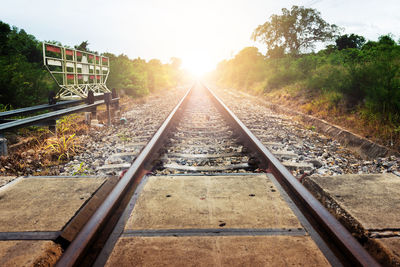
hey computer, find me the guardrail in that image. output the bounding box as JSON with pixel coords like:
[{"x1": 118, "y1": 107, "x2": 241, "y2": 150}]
[
  {"x1": 0, "y1": 94, "x2": 119, "y2": 156},
  {"x1": 0, "y1": 100, "x2": 84, "y2": 120}
]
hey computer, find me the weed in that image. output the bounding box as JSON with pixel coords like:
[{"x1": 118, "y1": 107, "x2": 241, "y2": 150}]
[
  {"x1": 117, "y1": 132, "x2": 132, "y2": 142},
  {"x1": 308, "y1": 125, "x2": 316, "y2": 131},
  {"x1": 0, "y1": 104, "x2": 12, "y2": 112},
  {"x1": 57, "y1": 114, "x2": 80, "y2": 134},
  {"x1": 73, "y1": 162, "x2": 88, "y2": 176},
  {"x1": 45, "y1": 133, "x2": 79, "y2": 161},
  {"x1": 43, "y1": 114, "x2": 86, "y2": 161}
]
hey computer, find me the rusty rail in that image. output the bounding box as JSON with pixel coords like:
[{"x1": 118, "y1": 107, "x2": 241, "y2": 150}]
[
  {"x1": 56, "y1": 83, "x2": 379, "y2": 266},
  {"x1": 205, "y1": 84, "x2": 379, "y2": 266},
  {"x1": 55, "y1": 86, "x2": 193, "y2": 267}
]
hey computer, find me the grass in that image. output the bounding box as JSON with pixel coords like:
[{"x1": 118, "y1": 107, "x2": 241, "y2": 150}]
[
  {"x1": 45, "y1": 133, "x2": 79, "y2": 161},
  {"x1": 250, "y1": 84, "x2": 400, "y2": 151}
]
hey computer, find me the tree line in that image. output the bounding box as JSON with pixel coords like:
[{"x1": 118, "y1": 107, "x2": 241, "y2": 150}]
[
  {"x1": 210, "y1": 6, "x2": 400, "y2": 144},
  {"x1": 0, "y1": 20, "x2": 186, "y2": 109}
]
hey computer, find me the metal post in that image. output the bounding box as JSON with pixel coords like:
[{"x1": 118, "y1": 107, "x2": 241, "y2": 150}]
[
  {"x1": 91, "y1": 107, "x2": 97, "y2": 121},
  {"x1": 104, "y1": 92, "x2": 112, "y2": 126},
  {"x1": 84, "y1": 112, "x2": 91, "y2": 126},
  {"x1": 48, "y1": 119, "x2": 57, "y2": 134},
  {"x1": 112, "y1": 88, "x2": 120, "y2": 120},
  {"x1": 0, "y1": 134, "x2": 7, "y2": 156}
]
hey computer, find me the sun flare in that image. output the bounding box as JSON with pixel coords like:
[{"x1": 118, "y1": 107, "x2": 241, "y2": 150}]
[{"x1": 181, "y1": 54, "x2": 215, "y2": 78}]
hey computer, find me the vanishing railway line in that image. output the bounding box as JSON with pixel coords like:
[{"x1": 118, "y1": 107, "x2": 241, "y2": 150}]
[
  {"x1": 153, "y1": 87, "x2": 255, "y2": 174},
  {"x1": 52, "y1": 83, "x2": 379, "y2": 266}
]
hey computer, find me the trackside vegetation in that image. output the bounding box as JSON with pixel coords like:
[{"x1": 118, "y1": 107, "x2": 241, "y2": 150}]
[
  {"x1": 210, "y1": 6, "x2": 400, "y2": 149},
  {"x1": 0, "y1": 20, "x2": 187, "y2": 109}
]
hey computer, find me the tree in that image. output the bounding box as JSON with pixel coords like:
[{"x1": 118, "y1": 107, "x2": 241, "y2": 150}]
[
  {"x1": 74, "y1": 41, "x2": 95, "y2": 53},
  {"x1": 0, "y1": 21, "x2": 11, "y2": 55},
  {"x1": 335, "y1": 34, "x2": 365, "y2": 50},
  {"x1": 0, "y1": 21, "x2": 56, "y2": 107},
  {"x1": 252, "y1": 6, "x2": 340, "y2": 55},
  {"x1": 170, "y1": 57, "x2": 181, "y2": 69}
]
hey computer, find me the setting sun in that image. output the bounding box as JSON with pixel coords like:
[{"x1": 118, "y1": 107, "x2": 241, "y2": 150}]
[{"x1": 181, "y1": 53, "x2": 215, "y2": 78}]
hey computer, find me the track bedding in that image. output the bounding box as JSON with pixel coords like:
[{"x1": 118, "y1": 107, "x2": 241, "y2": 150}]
[
  {"x1": 154, "y1": 87, "x2": 256, "y2": 174},
  {"x1": 56, "y1": 84, "x2": 378, "y2": 266}
]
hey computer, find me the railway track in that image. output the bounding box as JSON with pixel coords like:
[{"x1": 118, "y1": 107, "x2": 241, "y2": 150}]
[
  {"x1": 55, "y1": 83, "x2": 378, "y2": 266},
  {"x1": 153, "y1": 87, "x2": 255, "y2": 174}
]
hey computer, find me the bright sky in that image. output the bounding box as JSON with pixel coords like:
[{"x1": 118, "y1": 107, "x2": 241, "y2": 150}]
[{"x1": 1, "y1": 0, "x2": 399, "y2": 76}]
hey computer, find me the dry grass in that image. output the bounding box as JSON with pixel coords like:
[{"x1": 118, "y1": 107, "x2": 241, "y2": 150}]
[
  {"x1": 262, "y1": 86, "x2": 400, "y2": 151},
  {"x1": 0, "y1": 113, "x2": 88, "y2": 176}
]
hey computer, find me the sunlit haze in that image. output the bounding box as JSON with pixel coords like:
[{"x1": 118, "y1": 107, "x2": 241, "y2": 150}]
[
  {"x1": 181, "y1": 53, "x2": 214, "y2": 77},
  {"x1": 1, "y1": 0, "x2": 399, "y2": 75}
]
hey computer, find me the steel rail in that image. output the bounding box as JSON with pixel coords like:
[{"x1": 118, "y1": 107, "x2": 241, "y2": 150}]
[
  {"x1": 55, "y1": 86, "x2": 193, "y2": 267},
  {"x1": 204, "y1": 84, "x2": 379, "y2": 266},
  {"x1": 0, "y1": 98, "x2": 119, "y2": 133},
  {"x1": 56, "y1": 83, "x2": 378, "y2": 266},
  {"x1": 0, "y1": 100, "x2": 84, "y2": 119}
]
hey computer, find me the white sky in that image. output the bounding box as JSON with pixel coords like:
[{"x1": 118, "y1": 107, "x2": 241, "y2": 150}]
[{"x1": 1, "y1": 0, "x2": 399, "y2": 75}]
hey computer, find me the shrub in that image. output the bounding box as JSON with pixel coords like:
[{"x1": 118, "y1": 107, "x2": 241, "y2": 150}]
[{"x1": 45, "y1": 133, "x2": 79, "y2": 161}]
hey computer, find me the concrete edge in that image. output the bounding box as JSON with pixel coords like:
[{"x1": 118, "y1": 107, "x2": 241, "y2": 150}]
[{"x1": 302, "y1": 176, "x2": 400, "y2": 266}]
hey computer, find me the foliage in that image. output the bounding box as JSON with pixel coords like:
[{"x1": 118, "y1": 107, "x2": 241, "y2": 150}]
[
  {"x1": 44, "y1": 114, "x2": 83, "y2": 161},
  {"x1": 0, "y1": 21, "x2": 57, "y2": 108},
  {"x1": 45, "y1": 133, "x2": 78, "y2": 161},
  {"x1": 252, "y1": 5, "x2": 340, "y2": 55},
  {"x1": 214, "y1": 35, "x2": 400, "y2": 121},
  {"x1": 74, "y1": 41, "x2": 94, "y2": 53},
  {"x1": 213, "y1": 47, "x2": 266, "y2": 90},
  {"x1": 215, "y1": 5, "x2": 400, "y2": 131},
  {"x1": 56, "y1": 114, "x2": 81, "y2": 135},
  {"x1": 0, "y1": 104, "x2": 12, "y2": 112},
  {"x1": 335, "y1": 34, "x2": 366, "y2": 50},
  {"x1": 0, "y1": 20, "x2": 186, "y2": 108},
  {"x1": 104, "y1": 53, "x2": 185, "y2": 96},
  {"x1": 213, "y1": 27, "x2": 400, "y2": 147},
  {"x1": 72, "y1": 162, "x2": 88, "y2": 176}
]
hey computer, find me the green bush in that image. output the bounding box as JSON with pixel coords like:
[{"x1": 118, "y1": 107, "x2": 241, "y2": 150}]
[
  {"x1": 0, "y1": 21, "x2": 57, "y2": 108},
  {"x1": 212, "y1": 34, "x2": 400, "y2": 127}
]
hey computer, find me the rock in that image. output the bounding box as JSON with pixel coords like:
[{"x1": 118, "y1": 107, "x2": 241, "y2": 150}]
[
  {"x1": 383, "y1": 162, "x2": 394, "y2": 168},
  {"x1": 92, "y1": 159, "x2": 102, "y2": 167},
  {"x1": 309, "y1": 160, "x2": 323, "y2": 169}
]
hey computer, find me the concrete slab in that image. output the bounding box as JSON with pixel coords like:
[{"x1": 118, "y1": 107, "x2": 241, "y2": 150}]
[
  {"x1": 0, "y1": 176, "x2": 17, "y2": 188},
  {"x1": 105, "y1": 236, "x2": 330, "y2": 266},
  {"x1": 126, "y1": 175, "x2": 301, "y2": 230},
  {"x1": 0, "y1": 240, "x2": 61, "y2": 267},
  {"x1": 376, "y1": 237, "x2": 400, "y2": 265},
  {"x1": 304, "y1": 173, "x2": 400, "y2": 229},
  {"x1": 0, "y1": 177, "x2": 106, "y2": 232},
  {"x1": 304, "y1": 173, "x2": 400, "y2": 265}
]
